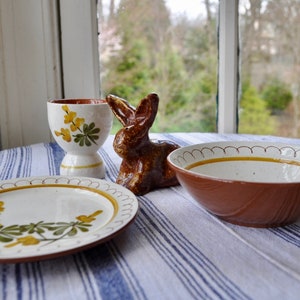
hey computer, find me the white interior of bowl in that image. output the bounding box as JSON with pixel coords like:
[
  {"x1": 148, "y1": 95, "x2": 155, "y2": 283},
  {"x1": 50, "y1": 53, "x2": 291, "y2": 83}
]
[{"x1": 169, "y1": 141, "x2": 300, "y2": 183}]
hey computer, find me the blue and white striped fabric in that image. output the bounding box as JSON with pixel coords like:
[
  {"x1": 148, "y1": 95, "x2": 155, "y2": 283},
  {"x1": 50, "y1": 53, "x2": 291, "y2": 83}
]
[{"x1": 1, "y1": 133, "x2": 300, "y2": 300}]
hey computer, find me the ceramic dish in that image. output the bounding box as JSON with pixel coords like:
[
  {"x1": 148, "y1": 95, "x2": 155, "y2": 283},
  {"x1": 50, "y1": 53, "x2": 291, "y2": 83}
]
[
  {"x1": 0, "y1": 176, "x2": 138, "y2": 263},
  {"x1": 168, "y1": 141, "x2": 300, "y2": 227}
]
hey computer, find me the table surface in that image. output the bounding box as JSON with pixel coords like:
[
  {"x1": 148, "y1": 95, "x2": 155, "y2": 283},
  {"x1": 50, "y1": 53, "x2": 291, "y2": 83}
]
[{"x1": 0, "y1": 132, "x2": 300, "y2": 300}]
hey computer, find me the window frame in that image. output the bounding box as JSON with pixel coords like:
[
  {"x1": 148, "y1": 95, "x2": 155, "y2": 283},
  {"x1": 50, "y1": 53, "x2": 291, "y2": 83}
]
[
  {"x1": 217, "y1": 0, "x2": 239, "y2": 133},
  {"x1": 0, "y1": 0, "x2": 100, "y2": 148},
  {"x1": 59, "y1": 0, "x2": 100, "y2": 98},
  {"x1": 0, "y1": 0, "x2": 239, "y2": 148}
]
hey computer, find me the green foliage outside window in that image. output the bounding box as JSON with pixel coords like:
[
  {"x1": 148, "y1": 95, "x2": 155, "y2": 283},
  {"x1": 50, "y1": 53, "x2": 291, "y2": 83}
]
[
  {"x1": 100, "y1": 0, "x2": 217, "y2": 133},
  {"x1": 239, "y1": 82, "x2": 277, "y2": 135},
  {"x1": 261, "y1": 78, "x2": 293, "y2": 114},
  {"x1": 99, "y1": 0, "x2": 297, "y2": 136}
]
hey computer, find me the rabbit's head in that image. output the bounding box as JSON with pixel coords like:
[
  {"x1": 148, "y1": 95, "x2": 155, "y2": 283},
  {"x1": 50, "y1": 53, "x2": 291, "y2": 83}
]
[{"x1": 106, "y1": 93, "x2": 159, "y2": 157}]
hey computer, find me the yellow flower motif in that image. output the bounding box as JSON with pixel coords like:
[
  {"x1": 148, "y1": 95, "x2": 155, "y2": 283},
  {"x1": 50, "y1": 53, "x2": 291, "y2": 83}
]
[
  {"x1": 5, "y1": 235, "x2": 40, "y2": 248},
  {"x1": 0, "y1": 201, "x2": 4, "y2": 212},
  {"x1": 62, "y1": 105, "x2": 70, "y2": 113},
  {"x1": 70, "y1": 117, "x2": 85, "y2": 132},
  {"x1": 61, "y1": 128, "x2": 71, "y2": 142},
  {"x1": 54, "y1": 128, "x2": 71, "y2": 142},
  {"x1": 54, "y1": 104, "x2": 99, "y2": 147},
  {"x1": 64, "y1": 111, "x2": 77, "y2": 124},
  {"x1": 54, "y1": 130, "x2": 62, "y2": 137},
  {"x1": 76, "y1": 210, "x2": 103, "y2": 223}
]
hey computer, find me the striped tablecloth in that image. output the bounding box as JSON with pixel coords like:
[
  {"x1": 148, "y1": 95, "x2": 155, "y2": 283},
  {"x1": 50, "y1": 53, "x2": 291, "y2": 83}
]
[{"x1": 0, "y1": 133, "x2": 300, "y2": 300}]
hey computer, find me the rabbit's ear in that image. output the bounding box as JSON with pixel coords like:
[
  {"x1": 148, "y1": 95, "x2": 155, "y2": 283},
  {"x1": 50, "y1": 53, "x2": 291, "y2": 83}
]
[
  {"x1": 106, "y1": 94, "x2": 136, "y2": 126},
  {"x1": 135, "y1": 93, "x2": 159, "y2": 128}
]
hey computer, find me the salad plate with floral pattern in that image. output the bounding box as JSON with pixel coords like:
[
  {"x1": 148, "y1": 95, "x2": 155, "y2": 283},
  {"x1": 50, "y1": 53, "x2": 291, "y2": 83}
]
[{"x1": 0, "y1": 176, "x2": 139, "y2": 263}]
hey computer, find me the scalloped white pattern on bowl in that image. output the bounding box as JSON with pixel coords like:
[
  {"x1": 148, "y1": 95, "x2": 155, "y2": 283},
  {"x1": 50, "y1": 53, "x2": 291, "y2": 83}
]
[{"x1": 172, "y1": 143, "x2": 300, "y2": 183}]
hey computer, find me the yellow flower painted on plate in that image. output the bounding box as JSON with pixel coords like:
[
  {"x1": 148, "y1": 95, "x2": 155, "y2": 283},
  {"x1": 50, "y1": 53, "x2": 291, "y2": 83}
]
[
  {"x1": 5, "y1": 235, "x2": 40, "y2": 248},
  {"x1": 0, "y1": 201, "x2": 4, "y2": 212},
  {"x1": 76, "y1": 210, "x2": 103, "y2": 223},
  {"x1": 70, "y1": 117, "x2": 85, "y2": 132}
]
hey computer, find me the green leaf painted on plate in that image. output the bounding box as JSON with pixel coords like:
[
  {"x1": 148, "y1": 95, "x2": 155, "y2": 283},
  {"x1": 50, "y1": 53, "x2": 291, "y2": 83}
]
[{"x1": 0, "y1": 207, "x2": 103, "y2": 248}]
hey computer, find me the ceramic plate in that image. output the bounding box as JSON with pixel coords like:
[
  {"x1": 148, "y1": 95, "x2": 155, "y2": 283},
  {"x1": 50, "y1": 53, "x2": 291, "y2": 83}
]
[{"x1": 0, "y1": 176, "x2": 139, "y2": 263}]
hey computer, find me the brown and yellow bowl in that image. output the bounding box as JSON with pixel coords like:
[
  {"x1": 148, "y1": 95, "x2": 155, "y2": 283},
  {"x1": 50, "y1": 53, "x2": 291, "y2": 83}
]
[{"x1": 167, "y1": 141, "x2": 300, "y2": 227}]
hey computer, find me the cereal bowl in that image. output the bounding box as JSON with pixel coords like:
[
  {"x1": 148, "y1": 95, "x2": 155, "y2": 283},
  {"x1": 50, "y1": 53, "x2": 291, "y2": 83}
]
[{"x1": 167, "y1": 141, "x2": 300, "y2": 227}]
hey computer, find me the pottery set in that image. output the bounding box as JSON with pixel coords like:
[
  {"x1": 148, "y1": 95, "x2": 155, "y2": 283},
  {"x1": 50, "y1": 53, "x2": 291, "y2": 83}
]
[
  {"x1": 48, "y1": 95, "x2": 300, "y2": 228},
  {"x1": 47, "y1": 94, "x2": 178, "y2": 193}
]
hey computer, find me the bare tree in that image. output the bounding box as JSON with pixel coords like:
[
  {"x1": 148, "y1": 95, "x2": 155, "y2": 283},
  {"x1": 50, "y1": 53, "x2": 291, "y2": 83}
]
[
  {"x1": 262, "y1": 0, "x2": 300, "y2": 136},
  {"x1": 240, "y1": 0, "x2": 265, "y2": 82}
]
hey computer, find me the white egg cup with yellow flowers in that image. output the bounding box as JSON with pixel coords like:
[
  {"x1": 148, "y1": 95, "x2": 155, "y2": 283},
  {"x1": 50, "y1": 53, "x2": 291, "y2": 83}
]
[{"x1": 47, "y1": 99, "x2": 113, "y2": 178}]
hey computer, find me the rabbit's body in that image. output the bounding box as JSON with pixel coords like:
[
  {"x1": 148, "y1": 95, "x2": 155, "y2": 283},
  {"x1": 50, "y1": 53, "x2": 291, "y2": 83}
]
[
  {"x1": 107, "y1": 93, "x2": 180, "y2": 195},
  {"x1": 116, "y1": 138, "x2": 179, "y2": 195}
]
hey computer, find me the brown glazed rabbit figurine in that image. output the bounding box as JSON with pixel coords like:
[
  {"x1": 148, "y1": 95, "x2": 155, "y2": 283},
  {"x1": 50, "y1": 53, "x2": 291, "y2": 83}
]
[{"x1": 106, "y1": 93, "x2": 180, "y2": 195}]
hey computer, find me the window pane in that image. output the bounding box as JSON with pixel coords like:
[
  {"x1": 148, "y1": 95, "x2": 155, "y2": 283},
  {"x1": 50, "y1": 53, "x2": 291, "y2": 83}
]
[
  {"x1": 239, "y1": 0, "x2": 299, "y2": 137},
  {"x1": 98, "y1": 0, "x2": 218, "y2": 133}
]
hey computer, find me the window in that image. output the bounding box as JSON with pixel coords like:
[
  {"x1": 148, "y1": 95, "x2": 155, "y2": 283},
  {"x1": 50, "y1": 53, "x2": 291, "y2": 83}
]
[
  {"x1": 239, "y1": 0, "x2": 300, "y2": 137},
  {"x1": 98, "y1": 0, "x2": 300, "y2": 137},
  {"x1": 0, "y1": 0, "x2": 100, "y2": 148},
  {"x1": 98, "y1": 0, "x2": 221, "y2": 133},
  {"x1": 1, "y1": 0, "x2": 297, "y2": 148}
]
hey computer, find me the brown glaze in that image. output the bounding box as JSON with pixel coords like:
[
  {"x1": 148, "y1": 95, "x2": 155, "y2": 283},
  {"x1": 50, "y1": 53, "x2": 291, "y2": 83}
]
[
  {"x1": 168, "y1": 158, "x2": 300, "y2": 228},
  {"x1": 106, "y1": 93, "x2": 180, "y2": 195},
  {"x1": 49, "y1": 99, "x2": 106, "y2": 104}
]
